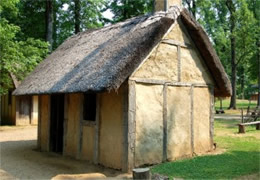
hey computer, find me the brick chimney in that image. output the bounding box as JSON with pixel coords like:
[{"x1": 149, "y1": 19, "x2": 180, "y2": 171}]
[{"x1": 154, "y1": 0, "x2": 182, "y2": 11}]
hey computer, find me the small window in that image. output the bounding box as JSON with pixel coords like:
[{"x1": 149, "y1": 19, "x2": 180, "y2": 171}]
[{"x1": 83, "y1": 93, "x2": 96, "y2": 121}]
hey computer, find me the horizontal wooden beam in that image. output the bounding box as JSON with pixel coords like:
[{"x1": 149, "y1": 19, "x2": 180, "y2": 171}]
[
  {"x1": 129, "y1": 78, "x2": 212, "y2": 88},
  {"x1": 161, "y1": 39, "x2": 192, "y2": 48}
]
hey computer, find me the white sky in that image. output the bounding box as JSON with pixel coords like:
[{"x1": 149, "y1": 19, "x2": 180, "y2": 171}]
[{"x1": 62, "y1": 3, "x2": 114, "y2": 20}]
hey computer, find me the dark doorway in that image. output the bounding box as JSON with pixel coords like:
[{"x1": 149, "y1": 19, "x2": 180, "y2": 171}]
[{"x1": 50, "y1": 94, "x2": 64, "y2": 153}]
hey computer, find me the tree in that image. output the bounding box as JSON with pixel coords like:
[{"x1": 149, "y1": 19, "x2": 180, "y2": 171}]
[
  {"x1": 183, "y1": 0, "x2": 196, "y2": 18},
  {"x1": 183, "y1": 0, "x2": 257, "y2": 108},
  {"x1": 74, "y1": 0, "x2": 80, "y2": 34},
  {"x1": 108, "y1": 0, "x2": 153, "y2": 22},
  {"x1": 0, "y1": 0, "x2": 48, "y2": 95},
  {"x1": 46, "y1": 0, "x2": 53, "y2": 51}
]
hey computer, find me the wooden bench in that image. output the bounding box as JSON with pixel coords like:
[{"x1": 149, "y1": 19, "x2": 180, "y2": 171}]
[
  {"x1": 238, "y1": 121, "x2": 260, "y2": 133},
  {"x1": 241, "y1": 108, "x2": 260, "y2": 123}
]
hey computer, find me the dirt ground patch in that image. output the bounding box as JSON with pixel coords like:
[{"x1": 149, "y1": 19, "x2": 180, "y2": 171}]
[{"x1": 0, "y1": 126, "x2": 131, "y2": 179}]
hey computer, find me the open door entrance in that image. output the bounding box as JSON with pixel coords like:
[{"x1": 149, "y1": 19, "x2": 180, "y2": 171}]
[{"x1": 50, "y1": 94, "x2": 64, "y2": 153}]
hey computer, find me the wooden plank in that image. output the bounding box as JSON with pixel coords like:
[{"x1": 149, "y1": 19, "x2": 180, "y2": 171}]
[
  {"x1": 190, "y1": 85, "x2": 194, "y2": 155},
  {"x1": 177, "y1": 45, "x2": 181, "y2": 82},
  {"x1": 161, "y1": 39, "x2": 192, "y2": 48},
  {"x1": 162, "y1": 84, "x2": 168, "y2": 162},
  {"x1": 77, "y1": 94, "x2": 84, "y2": 159},
  {"x1": 239, "y1": 121, "x2": 260, "y2": 126},
  {"x1": 94, "y1": 94, "x2": 100, "y2": 164},
  {"x1": 127, "y1": 80, "x2": 136, "y2": 172},
  {"x1": 209, "y1": 87, "x2": 214, "y2": 149},
  {"x1": 130, "y1": 78, "x2": 210, "y2": 88},
  {"x1": 15, "y1": 96, "x2": 19, "y2": 125},
  {"x1": 122, "y1": 83, "x2": 129, "y2": 172},
  {"x1": 47, "y1": 95, "x2": 51, "y2": 152},
  {"x1": 37, "y1": 95, "x2": 41, "y2": 149},
  {"x1": 63, "y1": 94, "x2": 68, "y2": 155}
]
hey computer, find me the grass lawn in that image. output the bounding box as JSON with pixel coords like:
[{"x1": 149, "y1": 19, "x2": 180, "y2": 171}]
[
  {"x1": 152, "y1": 119, "x2": 260, "y2": 179},
  {"x1": 215, "y1": 99, "x2": 258, "y2": 115}
]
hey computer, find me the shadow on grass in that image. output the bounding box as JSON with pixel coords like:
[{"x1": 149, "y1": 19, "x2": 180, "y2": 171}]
[{"x1": 152, "y1": 151, "x2": 260, "y2": 179}]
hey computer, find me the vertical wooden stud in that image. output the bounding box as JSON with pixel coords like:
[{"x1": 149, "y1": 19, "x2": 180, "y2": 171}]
[
  {"x1": 190, "y1": 85, "x2": 194, "y2": 155},
  {"x1": 128, "y1": 80, "x2": 136, "y2": 172},
  {"x1": 94, "y1": 94, "x2": 100, "y2": 164},
  {"x1": 163, "y1": 83, "x2": 168, "y2": 162},
  {"x1": 177, "y1": 45, "x2": 181, "y2": 82},
  {"x1": 122, "y1": 83, "x2": 129, "y2": 172}
]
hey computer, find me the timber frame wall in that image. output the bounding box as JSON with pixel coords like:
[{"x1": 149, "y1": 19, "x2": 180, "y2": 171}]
[
  {"x1": 125, "y1": 19, "x2": 215, "y2": 171},
  {"x1": 126, "y1": 79, "x2": 214, "y2": 171}
]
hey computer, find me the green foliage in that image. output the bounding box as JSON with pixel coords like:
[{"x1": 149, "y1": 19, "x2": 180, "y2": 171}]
[
  {"x1": 184, "y1": 0, "x2": 259, "y2": 100},
  {"x1": 54, "y1": 0, "x2": 106, "y2": 48},
  {"x1": 152, "y1": 119, "x2": 260, "y2": 179},
  {"x1": 0, "y1": 0, "x2": 48, "y2": 95},
  {"x1": 108, "y1": 0, "x2": 153, "y2": 22}
]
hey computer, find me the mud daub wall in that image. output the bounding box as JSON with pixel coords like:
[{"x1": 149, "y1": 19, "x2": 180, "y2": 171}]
[
  {"x1": 130, "y1": 19, "x2": 214, "y2": 167},
  {"x1": 38, "y1": 88, "x2": 124, "y2": 170}
]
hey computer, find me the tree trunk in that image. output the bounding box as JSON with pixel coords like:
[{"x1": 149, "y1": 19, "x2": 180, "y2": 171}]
[
  {"x1": 241, "y1": 67, "x2": 245, "y2": 99},
  {"x1": 74, "y1": 0, "x2": 80, "y2": 34},
  {"x1": 257, "y1": 39, "x2": 260, "y2": 108},
  {"x1": 227, "y1": 0, "x2": 237, "y2": 109},
  {"x1": 192, "y1": 0, "x2": 196, "y2": 19},
  {"x1": 53, "y1": 1, "x2": 58, "y2": 50},
  {"x1": 45, "y1": 0, "x2": 53, "y2": 52}
]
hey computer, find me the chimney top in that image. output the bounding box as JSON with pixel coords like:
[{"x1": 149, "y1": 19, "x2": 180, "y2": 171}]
[{"x1": 154, "y1": 0, "x2": 182, "y2": 12}]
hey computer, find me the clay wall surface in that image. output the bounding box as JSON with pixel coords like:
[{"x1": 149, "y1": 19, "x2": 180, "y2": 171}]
[
  {"x1": 99, "y1": 88, "x2": 124, "y2": 169},
  {"x1": 134, "y1": 84, "x2": 163, "y2": 166},
  {"x1": 167, "y1": 86, "x2": 192, "y2": 160}
]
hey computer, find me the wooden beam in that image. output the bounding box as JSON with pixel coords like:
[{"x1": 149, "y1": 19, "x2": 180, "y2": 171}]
[
  {"x1": 122, "y1": 83, "x2": 129, "y2": 172},
  {"x1": 129, "y1": 78, "x2": 210, "y2": 88},
  {"x1": 162, "y1": 84, "x2": 168, "y2": 162},
  {"x1": 127, "y1": 80, "x2": 136, "y2": 171},
  {"x1": 77, "y1": 94, "x2": 84, "y2": 159},
  {"x1": 177, "y1": 45, "x2": 181, "y2": 82},
  {"x1": 94, "y1": 94, "x2": 101, "y2": 164},
  {"x1": 37, "y1": 95, "x2": 41, "y2": 149},
  {"x1": 161, "y1": 39, "x2": 192, "y2": 48},
  {"x1": 209, "y1": 87, "x2": 214, "y2": 150},
  {"x1": 190, "y1": 85, "x2": 194, "y2": 155},
  {"x1": 15, "y1": 96, "x2": 19, "y2": 125},
  {"x1": 47, "y1": 95, "x2": 51, "y2": 152},
  {"x1": 63, "y1": 94, "x2": 69, "y2": 155}
]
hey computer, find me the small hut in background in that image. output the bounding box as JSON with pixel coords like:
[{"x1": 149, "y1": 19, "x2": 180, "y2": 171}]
[
  {"x1": 14, "y1": 0, "x2": 231, "y2": 172},
  {"x1": 0, "y1": 74, "x2": 38, "y2": 125}
]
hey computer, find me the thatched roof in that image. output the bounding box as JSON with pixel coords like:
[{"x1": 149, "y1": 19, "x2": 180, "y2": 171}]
[{"x1": 14, "y1": 7, "x2": 231, "y2": 97}]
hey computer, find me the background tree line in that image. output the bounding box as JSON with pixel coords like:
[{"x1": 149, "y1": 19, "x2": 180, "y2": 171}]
[{"x1": 0, "y1": 0, "x2": 259, "y2": 108}]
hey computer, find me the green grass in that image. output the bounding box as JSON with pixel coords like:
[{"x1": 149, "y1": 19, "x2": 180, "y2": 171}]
[
  {"x1": 215, "y1": 99, "x2": 257, "y2": 110},
  {"x1": 152, "y1": 119, "x2": 260, "y2": 179}
]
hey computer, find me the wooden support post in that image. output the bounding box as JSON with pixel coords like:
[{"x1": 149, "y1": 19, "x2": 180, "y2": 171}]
[
  {"x1": 238, "y1": 124, "x2": 245, "y2": 133},
  {"x1": 122, "y1": 83, "x2": 129, "y2": 172},
  {"x1": 241, "y1": 109, "x2": 244, "y2": 123},
  {"x1": 209, "y1": 87, "x2": 214, "y2": 149},
  {"x1": 133, "y1": 168, "x2": 151, "y2": 180},
  {"x1": 256, "y1": 124, "x2": 260, "y2": 130},
  {"x1": 37, "y1": 95, "x2": 41, "y2": 150},
  {"x1": 47, "y1": 95, "x2": 51, "y2": 152},
  {"x1": 63, "y1": 94, "x2": 68, "y2": 155},
  {"x1": 177, "y1": 45, "x2": 181, "y2": 82},
  {"x1": 190, "y1": 85, "x2": 194, "y2": 154},
  {"x1": 162, "y1": 84, "x2": 168, "y2": 162},
  {"x1": 94, "y1": 94, "x2": 100, "y2": 164},
  {"x1": 128, "y1": 80, "x2": 136, "y2": 172},
  {"x1": 77, "y1": 94, "x2": 84, "y2": 159}
]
